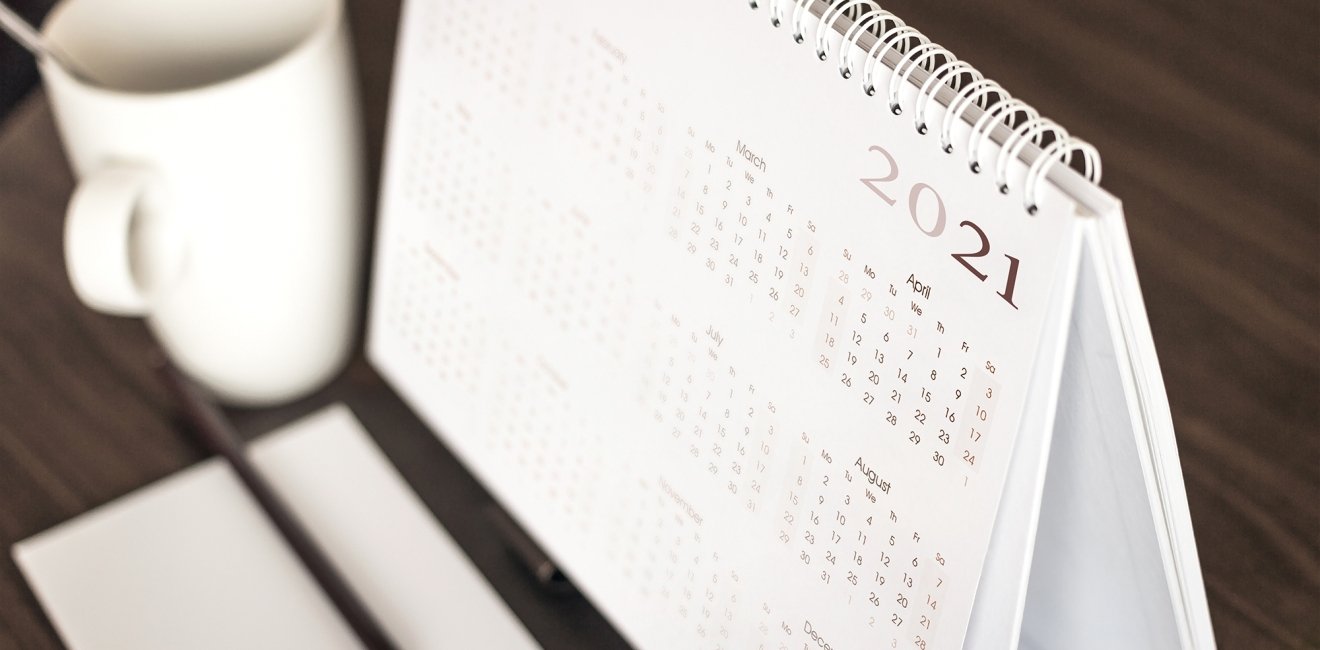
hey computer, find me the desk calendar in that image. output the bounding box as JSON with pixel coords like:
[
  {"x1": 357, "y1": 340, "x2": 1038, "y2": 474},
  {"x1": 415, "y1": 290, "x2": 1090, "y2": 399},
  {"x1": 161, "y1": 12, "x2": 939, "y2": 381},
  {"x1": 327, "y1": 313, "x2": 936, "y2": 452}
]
[{"x1": 367, "y1": 1, "x2": 1218, "y2": 648}]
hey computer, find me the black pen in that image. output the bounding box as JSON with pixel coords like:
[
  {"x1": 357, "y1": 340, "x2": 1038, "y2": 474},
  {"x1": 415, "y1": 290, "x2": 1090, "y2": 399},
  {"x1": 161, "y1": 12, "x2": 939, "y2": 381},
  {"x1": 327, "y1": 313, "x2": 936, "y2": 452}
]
[{"x1": 156, "y1": 358, "x2": 400, "y2": 650}]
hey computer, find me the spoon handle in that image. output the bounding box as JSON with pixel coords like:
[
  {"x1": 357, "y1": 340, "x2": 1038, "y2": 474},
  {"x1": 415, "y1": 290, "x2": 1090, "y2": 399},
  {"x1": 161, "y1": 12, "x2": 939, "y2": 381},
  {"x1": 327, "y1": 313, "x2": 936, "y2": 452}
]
[
  {"x1": 0, "y1": 2, "x2": 47, "y2": 60},
  {"x1": 0, "y1": 2, "x2": 98, "y2": 84}
]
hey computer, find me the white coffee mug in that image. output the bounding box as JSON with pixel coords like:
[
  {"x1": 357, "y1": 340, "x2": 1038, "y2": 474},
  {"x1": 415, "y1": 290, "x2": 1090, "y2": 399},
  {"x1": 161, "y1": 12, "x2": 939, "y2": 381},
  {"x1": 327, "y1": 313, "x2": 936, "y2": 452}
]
[{"x1": 41, "y1": 0, "x2": 364, "y2": 405}]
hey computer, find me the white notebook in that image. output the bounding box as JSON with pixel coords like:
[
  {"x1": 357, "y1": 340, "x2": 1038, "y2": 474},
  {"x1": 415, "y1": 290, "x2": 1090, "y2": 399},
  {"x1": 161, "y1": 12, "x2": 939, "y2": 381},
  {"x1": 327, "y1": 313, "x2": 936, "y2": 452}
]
[
  {"x1": 367, "y1": 1, "x2": 1216, "y2": 648},
  {"x1": 13, "y1": 404, "x2": 539, "y2": 650}
]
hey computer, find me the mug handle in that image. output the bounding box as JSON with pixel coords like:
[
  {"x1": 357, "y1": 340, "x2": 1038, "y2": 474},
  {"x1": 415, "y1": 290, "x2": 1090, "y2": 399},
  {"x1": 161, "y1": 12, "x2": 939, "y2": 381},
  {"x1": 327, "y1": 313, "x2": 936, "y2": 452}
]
[{"x1": 64, "y1": 166, "x2": 182, "y2": 316}]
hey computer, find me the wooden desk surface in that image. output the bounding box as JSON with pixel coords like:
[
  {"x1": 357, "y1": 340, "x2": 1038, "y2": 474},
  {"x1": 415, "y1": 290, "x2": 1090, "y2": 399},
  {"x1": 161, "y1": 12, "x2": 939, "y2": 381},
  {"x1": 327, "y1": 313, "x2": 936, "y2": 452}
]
[{"x1": 0, "y1": 1, "x2": 1315, "y2": 648}]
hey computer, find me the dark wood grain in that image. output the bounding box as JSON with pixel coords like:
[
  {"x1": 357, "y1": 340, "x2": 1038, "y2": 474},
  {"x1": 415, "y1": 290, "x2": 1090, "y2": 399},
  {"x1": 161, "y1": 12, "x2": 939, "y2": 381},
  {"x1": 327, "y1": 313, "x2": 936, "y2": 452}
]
[{"x1": 0, "y1": 1, "x2": 1316, "y2": 648}]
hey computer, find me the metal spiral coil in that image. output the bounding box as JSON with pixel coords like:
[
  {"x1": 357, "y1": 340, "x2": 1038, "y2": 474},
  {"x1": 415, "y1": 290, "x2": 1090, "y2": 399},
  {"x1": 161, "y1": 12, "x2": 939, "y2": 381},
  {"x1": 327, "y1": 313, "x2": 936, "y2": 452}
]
[{"x1": 752, "y1": 0, "x2": 1102, "y2": 214}]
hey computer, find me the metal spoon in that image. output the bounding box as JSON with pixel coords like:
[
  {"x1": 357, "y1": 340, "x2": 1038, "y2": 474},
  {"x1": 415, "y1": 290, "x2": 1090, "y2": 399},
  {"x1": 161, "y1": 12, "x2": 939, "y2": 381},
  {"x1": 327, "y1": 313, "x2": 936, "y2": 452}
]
[{"x1": 0, "y1": 2, "x2": 98, "y2": 84}]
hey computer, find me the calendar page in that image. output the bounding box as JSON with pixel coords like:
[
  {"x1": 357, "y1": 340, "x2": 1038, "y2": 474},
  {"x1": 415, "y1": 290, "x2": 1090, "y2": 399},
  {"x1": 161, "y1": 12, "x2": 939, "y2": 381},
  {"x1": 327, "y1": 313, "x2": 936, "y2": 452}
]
[{"x1": 369, "y1": 1, "x2": 1081, "y2": 648}]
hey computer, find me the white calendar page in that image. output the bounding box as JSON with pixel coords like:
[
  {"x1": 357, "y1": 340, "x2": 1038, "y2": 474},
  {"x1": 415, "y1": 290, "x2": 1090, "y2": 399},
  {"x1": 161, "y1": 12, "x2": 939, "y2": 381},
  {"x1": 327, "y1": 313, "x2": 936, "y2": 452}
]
[{"x1": 369, "y1": 1, "x2": 1083, "y2": 648}]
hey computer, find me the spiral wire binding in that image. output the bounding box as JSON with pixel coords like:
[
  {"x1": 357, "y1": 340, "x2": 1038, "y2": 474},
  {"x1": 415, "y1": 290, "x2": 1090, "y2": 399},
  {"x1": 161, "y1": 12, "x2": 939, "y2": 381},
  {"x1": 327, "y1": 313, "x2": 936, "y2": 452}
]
[
  {"x1": 791, "y1": 0, "x2": 814, "y2": 43},
  {"x1": 836, "y1": 8, "x2": 892, "y2": 79},
  {"x1": 751, "y1": 0, "x2": 1102, "y2": 213},
  {"x1": 970, "y1": 98, "x2": 1036, "y2": 175},
  {"x1": 862, "y1": 25, "x2": 924, "y2": 98},
  {"x1": 914, "y1": 60, "x2": 979, "y2": 135},
  {"x1": 815, "y1": 0, "x2": 878, "y2": 60},
  {"x1": 888, "y1": 42, "x2": 944, "y2": 114},
  {"x1": 941, "y1": 79, "x2": 1002, "y2": 153}
]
